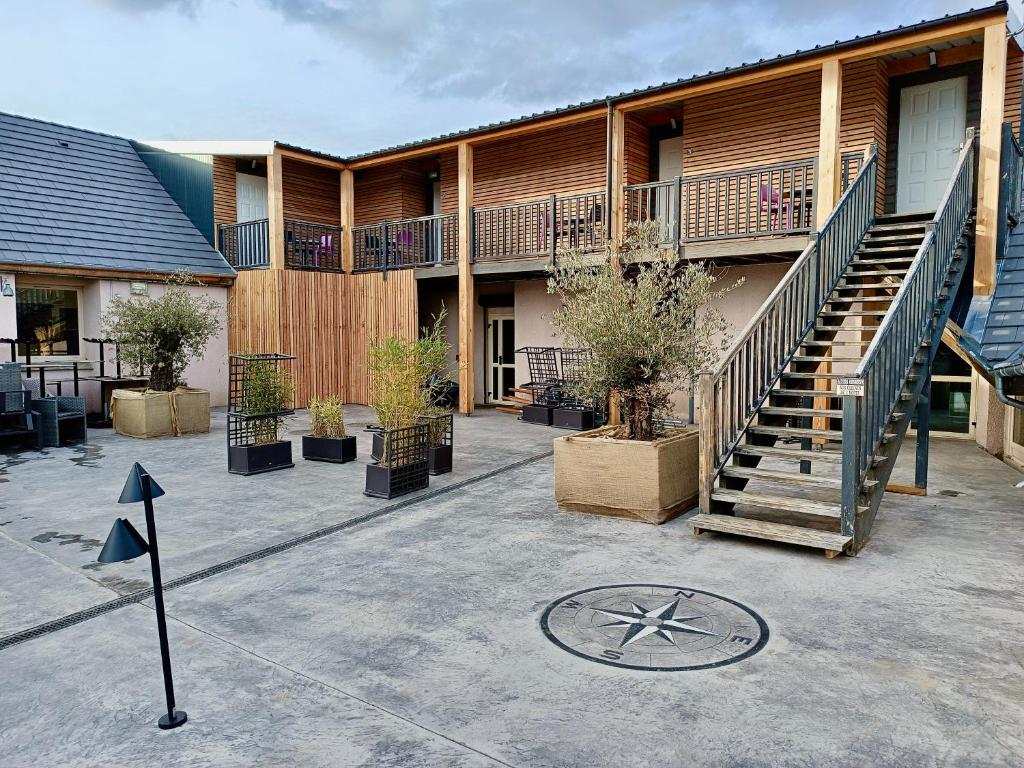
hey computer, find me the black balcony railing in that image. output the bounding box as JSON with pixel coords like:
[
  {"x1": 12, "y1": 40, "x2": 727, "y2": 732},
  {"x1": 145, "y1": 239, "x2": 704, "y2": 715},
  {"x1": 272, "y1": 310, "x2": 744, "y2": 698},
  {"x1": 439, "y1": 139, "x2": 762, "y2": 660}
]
[
  {"x1": 351, "y1": 213, "x2": 457, "y2": 273},
  {"x1": 218, "y1": 219, "x2": 269, "y2": 269},
  {"x1": 625, "y1": 158, "x2": 816, "y2": 247},
  {"x1": 284, "y1": 219, "x2": 342, "y2": 272},
  {"x1": 472, "y1": 190, "x2": 606, "y2": 262}
]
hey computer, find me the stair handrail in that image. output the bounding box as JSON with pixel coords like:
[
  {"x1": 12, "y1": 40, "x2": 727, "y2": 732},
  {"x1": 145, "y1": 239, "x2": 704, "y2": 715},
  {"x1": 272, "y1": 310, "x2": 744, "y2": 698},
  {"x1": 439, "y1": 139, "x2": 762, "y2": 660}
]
[
  {"x1": 698, "y1": 145, "x2": 879, "y2": 511},
  {"x1": 841, "y1": 128, "x2": 977, "y2": 536}
]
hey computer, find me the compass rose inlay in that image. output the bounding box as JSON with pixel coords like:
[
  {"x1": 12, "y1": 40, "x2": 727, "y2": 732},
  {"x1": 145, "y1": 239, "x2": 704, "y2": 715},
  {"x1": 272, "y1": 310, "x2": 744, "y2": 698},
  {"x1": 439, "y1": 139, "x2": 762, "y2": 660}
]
[{"x1": 541, "y1": 584, "x2": 768, "y2": 671}]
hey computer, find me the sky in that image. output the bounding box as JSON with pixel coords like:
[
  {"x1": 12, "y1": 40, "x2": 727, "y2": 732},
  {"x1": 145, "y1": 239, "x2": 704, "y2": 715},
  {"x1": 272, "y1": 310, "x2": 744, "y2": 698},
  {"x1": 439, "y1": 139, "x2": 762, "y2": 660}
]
[{"x1": 0, "y1": 0, "x2": 1018, "y2": 158}]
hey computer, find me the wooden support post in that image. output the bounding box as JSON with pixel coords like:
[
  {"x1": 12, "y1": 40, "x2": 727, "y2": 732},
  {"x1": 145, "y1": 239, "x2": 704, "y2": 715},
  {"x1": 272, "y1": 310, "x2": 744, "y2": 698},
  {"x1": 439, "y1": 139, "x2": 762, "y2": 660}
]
[
  {"x1": 457, "y1": 142, "x2": 475, "y2": 415},
  {"x1": 975, "y1": 23, "x2": 1008, "y2": 296},
  {"x1": 340, "y1": 169, "x2": 354, "y2": 273},
  {"x1": 813, "y1": 58, "x2": 842, "y2": 438},
  {"x1": 697, "y1": 373, "x2": 715, "y2": 514},
  {"x1": 267, "y1": 150, "x2": 285, "y2": 271},
  {"x1": 609, "y1": 107, "x2": 626, "y2": 269},
  {"x1": 914, "y1": 375, "x2": 931, "y2": 491},
  {"x1": 339, "y1": 168, "x2": 354, "y2": 402},
  {"x1": 815, "y1": 58, "x2": 843, "y2": 229}
]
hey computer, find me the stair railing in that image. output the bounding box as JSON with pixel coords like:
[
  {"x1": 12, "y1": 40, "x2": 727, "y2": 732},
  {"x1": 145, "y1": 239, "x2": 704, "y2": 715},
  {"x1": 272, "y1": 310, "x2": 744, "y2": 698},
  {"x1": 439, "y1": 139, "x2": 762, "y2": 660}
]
[
  {"x1": 698, "y1": 145, "x2": 879, "y2": 512},
  {"x1": 840, "y1": 128, "x2": 976, "y2": 537}
]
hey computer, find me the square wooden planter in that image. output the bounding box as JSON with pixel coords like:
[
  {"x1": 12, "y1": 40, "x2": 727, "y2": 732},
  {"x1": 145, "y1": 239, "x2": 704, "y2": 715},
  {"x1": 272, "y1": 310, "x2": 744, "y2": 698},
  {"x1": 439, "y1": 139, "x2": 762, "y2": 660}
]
[
  {"x1": 302, "y1": 435, "x2": 357, "y2": 463},
  {"x1": 554, "y1": 426, "x2": 699, "y2": 524},
  {"x1": 111, "y1": 387, "x2": 211, "y2": 438}
]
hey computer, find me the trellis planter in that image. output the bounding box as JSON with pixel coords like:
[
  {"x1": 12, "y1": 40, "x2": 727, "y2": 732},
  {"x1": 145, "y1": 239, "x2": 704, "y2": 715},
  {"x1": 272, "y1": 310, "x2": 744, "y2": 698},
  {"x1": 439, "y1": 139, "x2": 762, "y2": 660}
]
[
  {"x1": 229, "y1": 440, "x2": 294, "y2": 475},
  {"x1": 552, "y1": 407, "x2": 595, "y2": 431},
  {"x1": 226, "y1": 353, "x2": 295, "y2": 476},
  {"x1": 554, "y1": 426, "x2": 699, "y2": 524},
  {"x1": 521, "y1": 404, "x2": 553, "y2": 425},
  {"x1": 365, "y1": 423, "x2": 430, "y2": 499},
  {"x1": 416, "y1": 413, "x2": 453, "y2": 475},
  {"x1": 302, "y1": 435, "x2": 357, "y2": 464}
]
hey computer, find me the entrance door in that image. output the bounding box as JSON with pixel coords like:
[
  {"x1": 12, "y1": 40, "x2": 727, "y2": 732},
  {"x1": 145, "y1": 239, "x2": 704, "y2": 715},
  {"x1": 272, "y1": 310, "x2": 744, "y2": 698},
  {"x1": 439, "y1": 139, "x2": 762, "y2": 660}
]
[
  {"x1": 896, "y1": 77, "x2": 967, "y2": 212},
  {"x1": 236, "y1": 172, "x2": 268, "y2": 222},
  {"x1": 486, "y1": 310, "x2": 515, "y2": 404},
  {"x1": 1005, "y1": 407, "x2": 1024, "y2": 468}
]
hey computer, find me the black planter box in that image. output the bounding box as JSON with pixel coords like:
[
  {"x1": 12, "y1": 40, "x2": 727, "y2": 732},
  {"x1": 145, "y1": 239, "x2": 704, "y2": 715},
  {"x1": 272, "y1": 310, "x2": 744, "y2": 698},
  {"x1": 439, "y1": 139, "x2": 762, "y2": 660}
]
[
  {"x1": 364, "y1": 460, "x2": 429, "y2": 499},
  {"x1": 302, "y1": 434, "x2": 356, "y2": 464},
  {"x1": 552, "y1": 407, "x2": 595, "y2": 431},
  {"x1": 427, "y1": 444, "x2": 453, "y2": 475},
  {"x1": 370, "y1": 431, "x2": 384, "y2": 463},
  {"x1": 521, "y1": 405, "x2": 553, "y2": 425},
  {"x1": 228, "y1": 441, "x2": 294, "y2": 475}
]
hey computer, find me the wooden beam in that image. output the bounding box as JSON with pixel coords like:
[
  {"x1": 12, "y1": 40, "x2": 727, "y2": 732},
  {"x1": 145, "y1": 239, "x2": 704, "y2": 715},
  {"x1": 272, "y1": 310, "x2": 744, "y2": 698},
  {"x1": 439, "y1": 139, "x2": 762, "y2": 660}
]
[
  {"x1": 975, "y1": 23, "x2": 1008, "y2": 297},
  {"x1": 347, "y1": 107, "x2": 607, "y2": 169},
  {"x1": 609, "y1": 107, "x2": 626, "y2": 268},
  {"x1": 0, "y1": 263, "x2": 234, "y2": 286},
  {"x1": 816, "y1": 58, "x2": 843, "y2": 229},
  {"x1": 339, "y1": 168, "x2": 354, "y2": 403},
  {"x1": 457, "y1": 141, "x2": 475, "y2": 415},
  {"x1": 340, "y1": 169, "x2": 354, "y2": 273},
  {"x1": 276, "y1": 146, "x2": 346, "y2": 170},
  {"x1": 267, "y1": 150, "x2": 285, "y2": 271},
  {"x1": 886, "y1": 42, "x2": 984, "y2": 77}
]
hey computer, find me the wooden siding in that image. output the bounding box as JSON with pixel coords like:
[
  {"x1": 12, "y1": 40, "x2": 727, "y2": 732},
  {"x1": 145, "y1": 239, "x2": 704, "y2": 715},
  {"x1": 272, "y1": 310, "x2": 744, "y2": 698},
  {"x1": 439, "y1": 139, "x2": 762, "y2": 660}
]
[
  {"x1": 281, "y1": 157, "x2": 340, "y2": 225},
  {"x1": 439, "y1": 149, "x2": 459, "y2": 214},
  {"x1": 228, "y1": 269, "x2": 346, "y2": 408},
  {"x1": 345, "y1": 269, "x2": 418, "y2": 405},
  {"x1": 840, "y1": 58, "x2": 889, "y2": 212},
  {"x1": 681, "y1": 70, "x2": 823, "y2": 177},
  {"x1": 213, "y1": 156, "x2": 237, "y2": 238},
  {"x1": 472, "y1": 117, "x2": 607, "y2": 206},
  {"x1": 353, "y1": 164, "x2": 432, "y2": 225},
  {"x1": 623, "y1": 115, "x2": 649, "y2": 186},
  {"x1": 1005, "y1": 43, "x2": 1023, "y2": 134}
]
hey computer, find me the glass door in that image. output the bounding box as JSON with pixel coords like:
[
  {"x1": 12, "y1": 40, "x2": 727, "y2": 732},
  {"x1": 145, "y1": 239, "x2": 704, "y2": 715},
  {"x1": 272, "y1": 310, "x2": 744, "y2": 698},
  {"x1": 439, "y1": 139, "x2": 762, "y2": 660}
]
[
  {"x1": 486, "y1": 311, "x2": 515, "y2": 404},
  {"x1": 910, "y1": 339, "x2": 975, "y2": 438}
]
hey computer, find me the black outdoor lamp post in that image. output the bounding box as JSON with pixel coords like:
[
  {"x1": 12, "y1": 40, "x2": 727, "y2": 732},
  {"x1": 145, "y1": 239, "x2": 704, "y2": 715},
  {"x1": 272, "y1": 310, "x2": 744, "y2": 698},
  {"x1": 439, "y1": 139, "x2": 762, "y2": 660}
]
[{"x1": 97, "y1": 462, "x2": 188, "y2": 730}]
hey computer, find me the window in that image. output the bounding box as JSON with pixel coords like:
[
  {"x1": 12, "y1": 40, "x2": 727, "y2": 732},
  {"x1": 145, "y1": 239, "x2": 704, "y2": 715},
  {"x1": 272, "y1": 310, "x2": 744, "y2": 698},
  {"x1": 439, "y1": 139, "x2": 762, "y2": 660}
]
[{"x1": 15, "y1": 287, "x2": 81, "y2": 357}]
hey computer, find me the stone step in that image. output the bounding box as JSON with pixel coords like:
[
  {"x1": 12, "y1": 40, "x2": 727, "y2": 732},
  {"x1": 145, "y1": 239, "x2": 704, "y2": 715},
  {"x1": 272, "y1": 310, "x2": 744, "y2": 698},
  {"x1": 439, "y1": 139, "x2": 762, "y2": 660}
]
[{"x1": 689, "y1": 514, "x2": 852, "y2": 558}]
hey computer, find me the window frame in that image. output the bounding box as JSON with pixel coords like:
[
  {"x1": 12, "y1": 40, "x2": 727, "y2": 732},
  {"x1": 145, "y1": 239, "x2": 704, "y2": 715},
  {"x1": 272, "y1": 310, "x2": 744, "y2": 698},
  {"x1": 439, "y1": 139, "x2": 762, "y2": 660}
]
[{"x1": 14, "y1": 283, "x2": 86, "y2": 363}]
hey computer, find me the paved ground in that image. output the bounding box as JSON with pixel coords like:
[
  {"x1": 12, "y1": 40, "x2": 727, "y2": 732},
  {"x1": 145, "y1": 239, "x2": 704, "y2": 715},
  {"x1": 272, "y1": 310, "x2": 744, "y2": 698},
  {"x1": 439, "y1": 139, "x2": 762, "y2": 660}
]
[{"x1": 1, "y1": 411, "x2": 1023, "y2": 767}]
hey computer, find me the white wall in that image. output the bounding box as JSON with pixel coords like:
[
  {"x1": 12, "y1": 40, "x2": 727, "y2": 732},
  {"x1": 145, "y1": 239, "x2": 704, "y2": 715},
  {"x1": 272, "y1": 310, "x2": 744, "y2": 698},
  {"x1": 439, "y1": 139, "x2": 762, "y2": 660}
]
[{"x1": 513, "y1": 279, "x2": 565, "y2": 389}]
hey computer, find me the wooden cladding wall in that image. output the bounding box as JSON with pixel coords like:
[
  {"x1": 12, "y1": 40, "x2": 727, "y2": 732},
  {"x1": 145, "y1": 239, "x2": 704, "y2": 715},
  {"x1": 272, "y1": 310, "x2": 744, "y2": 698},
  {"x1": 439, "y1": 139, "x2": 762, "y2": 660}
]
[
  {"x1": 439, "y1": 150, "x2": 459, "y2": 214},
  {"x1": 213, "y1": 156, "x2": 237, "y2": 237},
  {"x1": 681, "y1": 70, "x2": 823, "y2": 177},
  {"x1": 1006, "y1": 43, "x2": 1023, "y2": 135},
  {"x1": 473, "y1": 117, "x2": 607, "y2": 206},
  {"x1": 228, "y1": 270, "x2": 346, "y2": 408},
  {"x1": 282, "y1": 157, "x2": 340, "y2": 225},
  {"x1": 353, "y1": 164, "x2": 432, "y2": 225},
  {"x1": 841, "y1": 58, "x2": 889, "y2": 213},
  {"x1": 346, "y1": 269, "x2": 418, "y2": 405},
  {"x1": 623, "y1": 115, "x2": 649, "y2": 186}
]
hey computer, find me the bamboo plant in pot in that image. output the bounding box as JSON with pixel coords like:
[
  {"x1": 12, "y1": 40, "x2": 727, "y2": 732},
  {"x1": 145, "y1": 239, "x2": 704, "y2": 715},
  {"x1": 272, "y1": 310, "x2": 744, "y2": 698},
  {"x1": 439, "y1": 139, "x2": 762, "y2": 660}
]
[
  {"x1": 548, "y1": 222, "x2": 739, "y2": 524},
  {"x1": 103, "y1": 270, "x2": 221, "y2": 438},
  {"x1": 302, "y1": 395, "x2": 356, "y2": 463},
  {"x1": 227, "y1": 354, "x2": 295, "y2": 475}
]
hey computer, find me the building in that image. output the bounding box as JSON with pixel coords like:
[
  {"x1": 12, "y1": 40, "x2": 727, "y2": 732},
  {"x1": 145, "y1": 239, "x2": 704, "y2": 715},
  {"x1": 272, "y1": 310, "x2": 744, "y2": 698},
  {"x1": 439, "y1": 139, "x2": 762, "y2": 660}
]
[{"x1": 0, "y1": 113, "x2": 235, "y2": 407}]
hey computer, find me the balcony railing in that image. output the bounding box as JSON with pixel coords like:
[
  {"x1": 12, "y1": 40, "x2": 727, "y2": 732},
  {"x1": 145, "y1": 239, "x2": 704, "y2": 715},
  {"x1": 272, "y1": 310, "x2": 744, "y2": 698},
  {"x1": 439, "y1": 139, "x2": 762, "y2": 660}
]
[
  {"x1": 284, "y1": 219, "x2": 342, "y2": 272},
  {"x1": 351, "y1": 213, "x2": 458, "y2": 273},
  {"x1": 217, "y1": 218, "x2": 342, "y2": 271},
  {"x1": 625, "y1": 158, "x2": 816, "y2": 247},
  {"x1": 472, "y1": 190, "x2": 606, "y2": 262},
  {"x1": 218, "y1": 219, "x2": 269, "y2": 269}
]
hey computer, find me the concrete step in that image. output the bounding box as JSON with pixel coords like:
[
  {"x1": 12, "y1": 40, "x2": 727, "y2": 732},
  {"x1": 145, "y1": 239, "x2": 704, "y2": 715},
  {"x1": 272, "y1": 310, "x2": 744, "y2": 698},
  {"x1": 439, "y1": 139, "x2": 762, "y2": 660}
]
[{"x1": 689, "y1": 514, "x2": 851, "y2": 558}]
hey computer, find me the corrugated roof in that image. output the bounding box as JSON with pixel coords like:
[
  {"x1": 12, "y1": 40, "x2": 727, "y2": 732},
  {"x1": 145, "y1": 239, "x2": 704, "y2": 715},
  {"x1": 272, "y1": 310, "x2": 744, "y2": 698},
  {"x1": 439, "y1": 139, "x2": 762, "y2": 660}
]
[
  {"x1": 0, "y1": 112, "x2": 235, "y2": 278},
  {"x1": 340, "y1": 2, "x2": 1008, "y2": 163}
]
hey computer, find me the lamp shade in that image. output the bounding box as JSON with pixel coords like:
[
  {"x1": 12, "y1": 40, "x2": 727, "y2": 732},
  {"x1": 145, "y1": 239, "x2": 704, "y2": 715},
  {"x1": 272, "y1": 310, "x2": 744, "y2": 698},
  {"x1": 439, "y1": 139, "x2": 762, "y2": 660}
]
[
  {"x1": 118, "y1": 462, "x2": 166, "y2": 504},
  {"x1": 97, "y1": 518, "x2": 149, "y2": 563}
]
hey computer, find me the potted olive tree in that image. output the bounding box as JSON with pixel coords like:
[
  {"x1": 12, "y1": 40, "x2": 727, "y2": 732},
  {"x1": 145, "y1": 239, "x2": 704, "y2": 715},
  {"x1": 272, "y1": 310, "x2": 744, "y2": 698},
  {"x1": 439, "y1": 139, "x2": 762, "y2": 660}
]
[
  {"x1": 103, "y1": 270, "x2": 221, "y2": 438},
  {"x1": 302, "y1": 395, "x2": 356, "y2": 463},
  {"x1": 549, "y1": 223, "x2": 737, "y2": 524}
]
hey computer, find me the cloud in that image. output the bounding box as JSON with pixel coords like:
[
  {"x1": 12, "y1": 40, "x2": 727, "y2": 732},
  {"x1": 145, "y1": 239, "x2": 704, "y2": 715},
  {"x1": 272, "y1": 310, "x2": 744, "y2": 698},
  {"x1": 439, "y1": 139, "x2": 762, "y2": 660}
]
[{"x1": 98, "y1": 0, "x2": 199, "y2": 14}]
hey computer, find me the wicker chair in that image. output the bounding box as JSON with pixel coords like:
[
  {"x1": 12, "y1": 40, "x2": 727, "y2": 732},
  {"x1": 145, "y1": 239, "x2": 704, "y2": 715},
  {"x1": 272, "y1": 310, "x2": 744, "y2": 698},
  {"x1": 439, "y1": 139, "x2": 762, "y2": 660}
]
[
  {"x1": 33, "y1": 394, "x2": 87, "y2": 447},
  {"x1": 0, "y1": 363, "x2": 42, "y2": 448}
]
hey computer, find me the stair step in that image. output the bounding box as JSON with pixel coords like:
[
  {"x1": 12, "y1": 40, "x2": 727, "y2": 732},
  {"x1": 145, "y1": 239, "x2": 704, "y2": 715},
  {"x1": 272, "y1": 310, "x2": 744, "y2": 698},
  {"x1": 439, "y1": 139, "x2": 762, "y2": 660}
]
[
  {"x1": 820, "y1": 310, "x2": 890, "y2": 317},
  {"x1": 770, "y1": 387, "x2": 913, "y2": 403},
  {"x1": 708, "y1": 488, "x2": 844, "y2": 519},
  {"x1": 721, "y1": 465, "x2": 871, "y2": 491},
  {"x1": 748, "y1": 424, "x2": 843, "y2": 441},
  {"x1": 854, "y1": 245, "x2": 920, "y2": 256},
  {"x1": 791, "y1": 355, "x2": 864, "y2": 362},
  {"x1": 782, "y1": 371, "x2": 863, "y2": 379},
  {"x1": 760, "y1": 405, "x2": 843, "y2": 418},
  {"x1": 842, "y1": 268, "x2": 907, "y2": 276},
  {"x1": 853, "y1": 255, "x2": 916, "y2": 265},
  {"x1": 827, "y1": 295, "x2": 895, "y2": 304},
  {"x1": 733, "y1": 443, "x2": 889, "y2": 466},
  {"x1": 495, "y1": 406, "x2": 522, "y2": 415},
  {"x1": 834, "y1": 282, "x2": 902, "y2": 291},
  {"x1": 689, "y1": 514, "x2": 852, "y2": 557}
]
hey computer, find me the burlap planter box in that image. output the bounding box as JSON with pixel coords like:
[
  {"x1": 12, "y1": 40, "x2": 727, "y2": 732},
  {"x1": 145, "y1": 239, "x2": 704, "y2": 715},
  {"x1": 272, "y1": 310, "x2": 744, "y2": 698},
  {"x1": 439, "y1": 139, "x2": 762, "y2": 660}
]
[
  {"x1": 172, "y1": 387, "x2": 211, "y2": 435},
  {"x1": 554, "y1": 425, "x2": 699, "y2": 524},
  {"x1": 111, "y1": 388, "x2": 174, "y2": 439},
  {"x1": 111, "y1": 387, "x2": 211, "y2": 438}
]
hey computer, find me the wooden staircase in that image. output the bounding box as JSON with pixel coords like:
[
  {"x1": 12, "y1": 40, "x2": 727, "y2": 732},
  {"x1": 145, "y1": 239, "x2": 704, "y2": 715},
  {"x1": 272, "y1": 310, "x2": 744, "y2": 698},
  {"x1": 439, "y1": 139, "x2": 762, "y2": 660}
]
[
  {"x1": 691, "y1": 132, "x2": 978, "y2": 558},
  {"x1": 690, "y1": 212, "x2": 931, "y2": 557}
]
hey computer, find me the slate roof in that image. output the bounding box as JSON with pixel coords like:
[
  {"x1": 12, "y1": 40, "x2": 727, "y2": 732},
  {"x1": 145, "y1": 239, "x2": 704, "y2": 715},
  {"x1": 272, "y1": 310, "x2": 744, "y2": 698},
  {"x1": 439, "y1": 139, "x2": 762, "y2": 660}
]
[
  {"x1": 0, "y1": 112, "x2": 235, "y2": 278},
  {"x1": 981, "y1": 230, "x2": 1024, "y2": 361}
]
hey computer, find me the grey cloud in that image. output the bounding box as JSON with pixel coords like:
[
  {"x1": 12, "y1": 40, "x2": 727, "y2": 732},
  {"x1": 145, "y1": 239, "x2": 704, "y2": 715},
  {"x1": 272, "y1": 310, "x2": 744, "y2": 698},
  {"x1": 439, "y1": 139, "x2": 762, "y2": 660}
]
[{"x1": 98, "y1": 0, "x2": 199, "y2": 14}]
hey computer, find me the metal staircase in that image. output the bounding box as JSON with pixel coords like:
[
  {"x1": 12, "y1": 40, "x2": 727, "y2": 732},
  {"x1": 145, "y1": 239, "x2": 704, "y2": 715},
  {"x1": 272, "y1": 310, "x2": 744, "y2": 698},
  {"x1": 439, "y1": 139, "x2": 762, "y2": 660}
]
[{"x1": 691, "y1": 131, "x2": 977, "y2": 557}]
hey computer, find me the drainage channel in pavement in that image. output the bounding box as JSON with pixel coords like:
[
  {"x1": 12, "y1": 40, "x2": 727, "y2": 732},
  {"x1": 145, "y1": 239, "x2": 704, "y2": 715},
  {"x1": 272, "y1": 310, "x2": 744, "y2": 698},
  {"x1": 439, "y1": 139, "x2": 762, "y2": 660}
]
[{"x1": 0, "y1": 450, "x2": 554, "y2": 652}]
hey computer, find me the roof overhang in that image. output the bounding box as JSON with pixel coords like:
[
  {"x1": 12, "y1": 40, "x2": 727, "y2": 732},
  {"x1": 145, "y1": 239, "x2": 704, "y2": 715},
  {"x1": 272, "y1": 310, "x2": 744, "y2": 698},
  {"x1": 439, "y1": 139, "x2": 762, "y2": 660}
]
[{"x1": 139, "y1": 139, "x2": 276, "y2": 157}]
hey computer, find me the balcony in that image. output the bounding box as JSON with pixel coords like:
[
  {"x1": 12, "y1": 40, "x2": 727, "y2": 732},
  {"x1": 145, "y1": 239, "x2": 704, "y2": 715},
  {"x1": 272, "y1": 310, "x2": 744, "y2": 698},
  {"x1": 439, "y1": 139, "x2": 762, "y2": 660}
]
[
  {"x1": 218, "y1": 218, "x2": 343, "y2": 272},
  {"x1": 351, "y1": 213, "x2": 458, "y2": 273},
  {"x1": 472, "y1": 190, "x2": 606, "y2": 263},
  {"x1": 624, "y1": 159, "x2": 816, "y2": 251}
]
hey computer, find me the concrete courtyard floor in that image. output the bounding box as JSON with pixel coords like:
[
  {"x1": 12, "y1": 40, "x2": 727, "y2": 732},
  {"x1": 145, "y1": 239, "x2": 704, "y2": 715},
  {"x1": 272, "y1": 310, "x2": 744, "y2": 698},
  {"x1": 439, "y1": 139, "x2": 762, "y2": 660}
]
[{"x1": 1, "y1": 408, "x2": 1023, "y2": 767}]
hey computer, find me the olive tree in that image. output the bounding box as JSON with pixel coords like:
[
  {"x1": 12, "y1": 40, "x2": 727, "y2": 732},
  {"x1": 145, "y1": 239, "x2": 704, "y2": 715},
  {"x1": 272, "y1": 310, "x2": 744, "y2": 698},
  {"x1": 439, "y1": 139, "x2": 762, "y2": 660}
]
[{"x1": 547, "y1": 222, "x2": 739, "y2": 441}]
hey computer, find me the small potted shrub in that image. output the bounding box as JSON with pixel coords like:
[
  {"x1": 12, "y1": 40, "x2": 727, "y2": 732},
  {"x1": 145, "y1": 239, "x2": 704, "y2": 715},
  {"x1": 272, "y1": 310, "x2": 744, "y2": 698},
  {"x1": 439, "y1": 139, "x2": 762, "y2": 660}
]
[
  {"x1": 549, "y1": 223, "x2": 738, "y2": 523},
  {"x1": 364, "y1": 422, "x2": 430, "y2": 498},
  {"x1": 228, "y1": 355, "x2": 294, "y2": 475},
  {"x1": 416, "y1": 405, "x2": 453, "y2": 475},
  {"x1": 302, "y1": 396, "x2": 356, "y2": 463}
]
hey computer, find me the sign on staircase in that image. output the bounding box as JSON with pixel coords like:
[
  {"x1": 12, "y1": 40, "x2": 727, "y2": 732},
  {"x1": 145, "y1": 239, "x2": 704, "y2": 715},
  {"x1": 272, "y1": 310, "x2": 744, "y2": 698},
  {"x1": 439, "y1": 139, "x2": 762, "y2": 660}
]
[{"x1": 837, "y1": 377, "x2": 865, "y2": 397}]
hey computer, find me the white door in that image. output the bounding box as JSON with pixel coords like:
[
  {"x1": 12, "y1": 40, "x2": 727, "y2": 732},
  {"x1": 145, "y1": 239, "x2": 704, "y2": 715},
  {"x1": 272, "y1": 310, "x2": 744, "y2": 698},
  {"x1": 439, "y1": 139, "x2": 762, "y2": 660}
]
[
  {"x1": 896, "y1": 77, "x2": 967, "y2": 213},
  {"x1": 236, "y1": 172, "x2": 268, "y2": 222},
  {"x1": 486, "y1": 310, "x2": 515, "y2": 404},
  {"x1": 657, "y1": 136, "x2": 684, "y2": 181}
]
